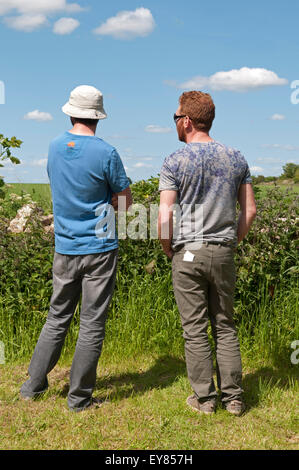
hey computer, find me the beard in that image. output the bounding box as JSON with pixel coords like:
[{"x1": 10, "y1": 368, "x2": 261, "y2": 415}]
[{"x1": 177, "y1": 122, "x2": 186, "y2": 143}]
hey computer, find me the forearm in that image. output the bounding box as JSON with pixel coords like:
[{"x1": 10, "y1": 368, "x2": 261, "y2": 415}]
[
  {"x1": 158, "y1": 191, "x2": 178, "y2": 259},
  {"x1": 237, "y1": 210, "x2": 256, "y2": 244},
  {"x1": 158, "y1": 212, "x2": 174, "y2": 258},
  {"x1": 159, "y1": 237, "x2": 173, "y2": 255},
  {"x1": 112, "y1": 188, "x2": 133, "y2": 211}
]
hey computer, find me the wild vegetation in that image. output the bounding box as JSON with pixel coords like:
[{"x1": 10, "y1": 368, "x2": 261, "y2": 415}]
[{"x1": 0, "y1": 178, "x2": 298, "y2": 366}]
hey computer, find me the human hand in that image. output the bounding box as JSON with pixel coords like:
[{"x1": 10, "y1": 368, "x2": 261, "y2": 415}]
[
  {"x1": 111, "y1": 194, "x2": 118, "y2": 211},
  {"x1": 164, "y1": 249, "x2": 174, "y2": 260}
]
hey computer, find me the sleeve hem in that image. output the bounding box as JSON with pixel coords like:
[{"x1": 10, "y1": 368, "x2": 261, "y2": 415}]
[{"x1": 159, "y1": 187, "x2": 178, "y2": 192}]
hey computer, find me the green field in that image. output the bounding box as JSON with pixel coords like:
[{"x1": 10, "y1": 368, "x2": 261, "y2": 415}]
[
  {"x1": 255, "y1": 181, "x2": 299, "y2": 198},
  {"x1": 5, "y1": 183, "x2": 52, "y2": 213},
  {"x1": 5, "y1": 181, "x2": 299, "y2": 211}
]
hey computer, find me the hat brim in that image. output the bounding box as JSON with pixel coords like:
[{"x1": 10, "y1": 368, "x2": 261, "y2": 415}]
[{"x1": 62, "y1": 102, "x2": 107, "y2": 120}]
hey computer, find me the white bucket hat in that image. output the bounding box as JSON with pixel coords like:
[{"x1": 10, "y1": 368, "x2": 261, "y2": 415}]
[{"x1": 62, "y1": 85, "x2": 107, "y2": 120}]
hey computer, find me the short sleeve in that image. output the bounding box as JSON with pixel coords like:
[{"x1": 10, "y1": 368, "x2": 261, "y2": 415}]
[
  {"x1": 159, "y1": 159, "x2": 178, "y2": 191},
  {"x1": 105, "y1": 149, "x2": 130, "y2": 193},
  {"x1": 241, "y1": 163, "x2": 252, "y2": 184}
]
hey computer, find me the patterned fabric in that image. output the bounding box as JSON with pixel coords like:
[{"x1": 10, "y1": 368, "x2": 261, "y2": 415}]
[{"x1": 159, "y1": 141, "x2": 252, "y2": 248}]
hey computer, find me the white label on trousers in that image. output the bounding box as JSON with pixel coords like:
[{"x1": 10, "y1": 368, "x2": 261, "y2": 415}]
[{"x1": 183, "y1": 251, "x2": 194, "y2": 262}]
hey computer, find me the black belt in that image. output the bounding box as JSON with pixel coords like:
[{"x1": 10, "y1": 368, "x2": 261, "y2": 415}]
[{"x1": 204, "y1": 241, "x2": 230, "y2": 246}]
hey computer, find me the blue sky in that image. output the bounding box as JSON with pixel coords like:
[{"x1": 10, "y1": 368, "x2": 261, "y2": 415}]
[{"x1": 0, "y1": 0, "x2": 298, "y2": 183}]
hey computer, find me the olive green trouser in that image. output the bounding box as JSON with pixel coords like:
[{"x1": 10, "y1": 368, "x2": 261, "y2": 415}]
[{"x1": 172, "y1": 242, "x2": 243, "y2": 403}]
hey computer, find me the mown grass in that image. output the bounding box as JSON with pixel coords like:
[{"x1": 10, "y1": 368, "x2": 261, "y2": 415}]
[{"x1": 0, "y1": 356, "x2": 298, "y2": 450}]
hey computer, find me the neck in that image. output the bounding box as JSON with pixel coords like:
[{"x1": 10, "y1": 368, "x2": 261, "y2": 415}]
[
  {"x1": 185, "y1": 130, "x2": 213, "y2": 144},
  {"x1": 69, "y1": 123, "x2": 97, "y2": 136}
]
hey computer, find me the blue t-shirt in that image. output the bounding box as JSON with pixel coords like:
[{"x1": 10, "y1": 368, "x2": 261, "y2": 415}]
[{"x1": 47, "y1": 131, "x2": 130, "y2": 255}]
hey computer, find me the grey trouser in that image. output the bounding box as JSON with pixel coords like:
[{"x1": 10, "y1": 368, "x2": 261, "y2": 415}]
[
  {"x1": 172, "y1": 242, "x2": 243, "y2": 403},
  {"x1": 20, "y1": 249, "x2": 118, "y2": 411}
]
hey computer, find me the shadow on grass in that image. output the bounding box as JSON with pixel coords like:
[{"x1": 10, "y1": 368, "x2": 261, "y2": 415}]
[
  {"x1": 55, "y1": 357, "x2": 298, "y2": 408},
  {"x1": 242, "y1": 365, "x2": 299, "y2": 411},
  {"x1": 97, "y1": 354, "x2": 187, "y2": 400},
  {"x1": 57, "y1": 354, "x2": 186, "y2": 400}
]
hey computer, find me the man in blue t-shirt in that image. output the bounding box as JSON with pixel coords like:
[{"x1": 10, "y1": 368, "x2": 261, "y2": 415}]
[{"x1": 21, "y1": 85, "x2": 132, "y2": 411}]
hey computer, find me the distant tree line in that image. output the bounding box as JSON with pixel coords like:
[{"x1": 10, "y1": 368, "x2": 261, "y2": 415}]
[{"x1": 252, "y1": 163, "x2": 299, "y2": 185}]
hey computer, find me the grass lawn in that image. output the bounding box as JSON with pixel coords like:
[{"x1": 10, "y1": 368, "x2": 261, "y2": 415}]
[{"x1": 0, "y1": 355, "x2": 298, "y2": 450}]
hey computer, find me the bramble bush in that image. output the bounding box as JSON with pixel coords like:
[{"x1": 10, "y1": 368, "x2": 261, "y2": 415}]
[{"x1": 0, "y1": 177, "x2": 298, "y2": 363}]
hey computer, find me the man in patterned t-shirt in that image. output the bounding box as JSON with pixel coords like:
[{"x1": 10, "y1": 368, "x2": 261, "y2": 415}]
[{"x1": 158, "y1": 91, "x2": 256, "y2": 416}]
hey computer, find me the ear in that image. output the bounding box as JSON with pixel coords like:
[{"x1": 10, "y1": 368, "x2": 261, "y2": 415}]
[{"x1": 184, "y1": 116, "x2": 192, "y2": 129}]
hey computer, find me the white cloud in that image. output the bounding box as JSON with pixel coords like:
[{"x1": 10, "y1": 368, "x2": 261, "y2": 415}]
[
  {"x1": 145, "y1": 125, "x2": 172, "y2": 134},
  {"x1": 107, "y1": 134, "x2": 131, "y2": 140},
  {"x1": 262, "y1": 144, "x2": 299, "y2": 151},
  {"x1": 250, "y1": 166, "x2": 264, "y2": 174},
  {"x1": 1, "y1": 159, "x2": 22, "y2": 167},
  {"x1": 0, "y1": 0, "x2": 83, "y2": 15},
  {"x1": 24, "y1": 110, "x2": 53, "y2": 121},
  {"x1": 0, "y1": 166, "x2": 15, "y2": 172},
  {"x1": 53, "y1": 17, "x2": 79, "y2": 34},
  {"x1": 133, "y1": 162, "x2": 153, "y2": 168},
  {"x1": 177, "y1": 67, "x2": 288, "y2": 92},
  {"x1": 30, "y1": 158, "x2": 48, "y2": 167},
  {"x1": 4, "y1": 14, "x2": 47, "y2": 31},
  {"x1": 64, "y1": 3, "x2": 84, "y2": 13},
  {"x1": 93, "y1": 7, "x2": 155, "y2": 40},
  {"x1": 270, "y1": 113, "x2": 286, "y2": 120},
  {"x1": 0, "y1": 1, "x2": 83, "y2": 31},
  {"x1": 256, "y1": 157, "x2": 284, "y2": 164},
  {"x1": 257, "y1": 156, "x2": 299, "y2": 166}
]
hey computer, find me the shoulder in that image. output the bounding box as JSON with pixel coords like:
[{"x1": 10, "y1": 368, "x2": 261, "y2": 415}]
[
  {"x1": 49, "y1": 133, "x2": 68, "y2": 148},
  {"x1": 216, "y1": 142, "x2": 248, "y2": 165},
  {"x1": 92, "y1": 138, "x2": 122, "y2": 162},
  {"x1": 217, "y1": 142, "x2": 245, "y2": 159},
  {"x1": 93, "y1": 137, "x2": 115, "y2": 152},
  {"x1": 162, "y1": 145, "x2": 191, "y2": 168},
  {"x1": 168, "y1": 145, "x2": 193, "y2": 160}
]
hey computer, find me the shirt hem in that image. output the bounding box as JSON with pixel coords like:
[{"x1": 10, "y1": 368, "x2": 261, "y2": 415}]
[{"x1": 55, "y1": 245, "x2": 118, "y2": 255}]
